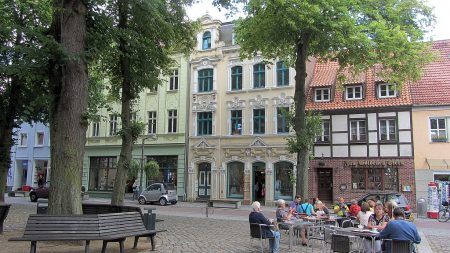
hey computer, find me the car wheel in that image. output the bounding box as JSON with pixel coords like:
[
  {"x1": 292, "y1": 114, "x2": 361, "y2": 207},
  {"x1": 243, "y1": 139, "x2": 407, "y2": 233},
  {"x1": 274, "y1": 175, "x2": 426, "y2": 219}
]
[
  {"x1": 159, "y1": 198, "x2": 167, "y2": 206},
  {"x1": 138, "y1": 197, "x2": 146, "y2": 205},
  {"x1": 30, "y1": 193, "x2": 38, "y2": 202}
]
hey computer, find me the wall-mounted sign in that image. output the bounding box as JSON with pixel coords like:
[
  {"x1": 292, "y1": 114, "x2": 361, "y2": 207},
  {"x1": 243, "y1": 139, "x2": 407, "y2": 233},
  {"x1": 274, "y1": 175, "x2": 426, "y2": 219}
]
[{"x1": 344, "y1": 160, "x2": 404, "y2": 167}]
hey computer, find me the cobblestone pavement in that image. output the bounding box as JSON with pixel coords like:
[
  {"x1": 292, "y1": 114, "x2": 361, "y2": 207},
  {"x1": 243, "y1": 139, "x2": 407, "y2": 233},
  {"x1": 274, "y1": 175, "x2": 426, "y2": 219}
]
[{"x1": 2, "y1": 196, "x2": 450, "y2": 252}]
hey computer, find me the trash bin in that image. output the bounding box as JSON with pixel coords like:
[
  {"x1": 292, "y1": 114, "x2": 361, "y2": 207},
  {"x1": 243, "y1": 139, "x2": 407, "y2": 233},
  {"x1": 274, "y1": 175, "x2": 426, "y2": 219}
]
[
  {"x1": 37, "y1": 199, "x2": 48, "y2": 214},
  {"x1": 417, "y1": 198, "x2": 427, "y2": 218},
  {"x1": 143, "y1": 211, "x2": 156, "y2": 230}
]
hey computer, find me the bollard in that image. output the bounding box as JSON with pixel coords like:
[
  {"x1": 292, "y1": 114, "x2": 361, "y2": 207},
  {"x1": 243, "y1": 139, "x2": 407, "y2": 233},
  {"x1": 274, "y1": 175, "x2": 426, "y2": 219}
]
[
  {"x1": 36, "y1": 199, "x2": 48, "y2": 214},
  {"x1": 143, "y1": 209, "x2": 156, "y2": 230}
]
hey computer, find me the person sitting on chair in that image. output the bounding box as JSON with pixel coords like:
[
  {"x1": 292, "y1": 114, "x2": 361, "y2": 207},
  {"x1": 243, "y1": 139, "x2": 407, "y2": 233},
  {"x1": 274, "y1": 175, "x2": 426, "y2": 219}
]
[
  {"x1": 379, "y1": 207, "x2": 421, "y2": 253},
  {"x1": 297, "y1": 198, "x2": 316, "y2": 216},
  {"x1": 349, "y1": 199, "x2": 361, "y2": 217},
  {"x1": 249, "y1": 201, "x2": 281, "y2": 253}
]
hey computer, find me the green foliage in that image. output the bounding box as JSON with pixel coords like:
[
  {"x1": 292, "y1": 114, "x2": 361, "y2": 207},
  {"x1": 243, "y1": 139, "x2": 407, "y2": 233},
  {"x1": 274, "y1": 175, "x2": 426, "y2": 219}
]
[
  {"x1": 233, "y1": 0, "x2": 434, "y2": 84},
  {"x1": 127, "y1": 159, "x2": 140, "y2": 179},
  {"x1": 144, "y1": 160, "x2": 160, "y2": 181},
  {"x1": 286, "y1": 111, "x2": 322, "y2": 154},
  {"x1": 91, "y1": 0, "x2": 198, "y2": 99},
  {"x1": 117, "y1": 120, "x2": 145, "y2": 142}
]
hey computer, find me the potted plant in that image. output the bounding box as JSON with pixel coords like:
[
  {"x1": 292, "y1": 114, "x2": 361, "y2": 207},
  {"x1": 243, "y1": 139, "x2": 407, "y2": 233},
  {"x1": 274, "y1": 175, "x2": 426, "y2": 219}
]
[{"x1": 431, "y1": 135, "x2": 448, "y2": 143}]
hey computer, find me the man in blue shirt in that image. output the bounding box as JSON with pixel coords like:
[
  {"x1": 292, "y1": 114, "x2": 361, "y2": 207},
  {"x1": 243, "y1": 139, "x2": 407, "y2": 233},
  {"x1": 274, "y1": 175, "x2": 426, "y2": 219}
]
[
  {"x1": 379, "y1": 207, "x2": 421, "y2": 252},
  {"x1": 289, "y1": 195, "x2": 302, "y2": 210},
  {"x1": 297, "y1": 199, "x2": 316, "y2": 216}
]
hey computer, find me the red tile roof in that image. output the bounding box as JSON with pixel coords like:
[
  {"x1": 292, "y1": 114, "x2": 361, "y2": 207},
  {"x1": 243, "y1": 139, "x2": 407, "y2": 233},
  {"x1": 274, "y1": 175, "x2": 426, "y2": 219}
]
[
  {"x1": 411, "y1": 40, "x2": 450, "y2": 105},
  {"x1": 306, "y1": 62, "x2": 412, "y2": 111}
]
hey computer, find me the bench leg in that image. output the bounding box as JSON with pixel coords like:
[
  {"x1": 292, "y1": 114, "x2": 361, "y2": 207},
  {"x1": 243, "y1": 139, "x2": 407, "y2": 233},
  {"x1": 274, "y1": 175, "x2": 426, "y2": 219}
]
[
  {"x1": 85, "y1": 240, "x2": 90, "y2": 253},
  {"x1": 30, "y1": 241, "x2": 36, "y2": 253},
  {"x1": 150, "y1": 234, "x2": 155, "y2": 251},
  {"x1": 101, "y1": 241, "x2": 108, "y2": 253},
  {"x1": 133, "y1": 236, "x2": 139, "y2": 249},
  {"x1": 119, "y1": 239, "x2": 125, "y2": 253}
]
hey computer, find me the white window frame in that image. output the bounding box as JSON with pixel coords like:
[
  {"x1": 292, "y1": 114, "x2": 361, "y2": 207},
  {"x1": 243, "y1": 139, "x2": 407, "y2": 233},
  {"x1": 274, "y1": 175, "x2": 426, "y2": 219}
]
[
  {"x1": 314, "y1": 88, "x2": 331, "y2": 102},
  {"x1": 168, "y1": 109, "x2": 177, "y2": 133},
  {"x1": 35, "y1": 132, "x2": 45, "y2": 146},
  {"x1": 148, "y1": 111, "x2": 157, "y2": 134},
  {"x1": 92, "y1": 122, "x2": 100, "y2": 137},
  {"x1": 109, "y1": 115, "x2": 118, "y2": 136},
  {"x1": 229, "y1": 109, "x2": 243, "y2": 135},
  {"x1": 169, "y1": 69, "x2": 179, "y2": 91},
  {"x1": 429, "y1": 117, "x2": 448, "y2": 142},
  {"x1": 316, "y1": 120, "x2": 330, "y2": 142},
  {"x1": 378, "y1": 83, "x2": 397, "y2": 98},
  {"x1": 379, "y1": 118, "x2": 397, "y2": 141},
  {"x1": 19, "y1": 133, "x2": 28, "y2": 147},
  {"x1": 349, "y1": 119, "x2": 367, "y2": 142},
  {"x1": 346, "y1": 85, "x2": 363, "y2": 100}
]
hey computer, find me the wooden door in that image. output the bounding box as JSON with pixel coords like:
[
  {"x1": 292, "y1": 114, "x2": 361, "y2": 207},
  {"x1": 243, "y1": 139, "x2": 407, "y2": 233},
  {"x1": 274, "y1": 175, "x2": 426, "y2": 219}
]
[
  {"x1": 198, "y1": 163, "x2": 211, "y2": 199},
  {"x1": 317, "y1": 168, "x2": 333, "y2": 202}
]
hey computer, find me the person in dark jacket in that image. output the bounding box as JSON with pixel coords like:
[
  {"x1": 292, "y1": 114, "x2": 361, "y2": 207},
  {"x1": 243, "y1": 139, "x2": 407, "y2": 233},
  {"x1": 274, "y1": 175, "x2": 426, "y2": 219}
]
[{"x1": 249, "y1": 201, "x2": 281, "y2": 253}]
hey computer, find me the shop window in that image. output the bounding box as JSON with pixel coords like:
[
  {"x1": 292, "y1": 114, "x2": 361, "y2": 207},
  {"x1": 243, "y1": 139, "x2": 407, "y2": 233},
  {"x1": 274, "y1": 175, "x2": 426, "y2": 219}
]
[
  {"x1": 276, "y1": 61, "x2": 289, "y2": 87},
  {"x1": 227, "y1": 162, "x2": 244, "y2": 198},
  {"x1": 351, "y1": 167, "x2": 398, "y2": 191},
  {"x1": 89, "y1": 157, "x2": 117, "y2": 191},
  {"x1": 231, "y1": 110, "x2": 242, "y2": 135},
  {"x1": 146, "y1": 156, "x2": 178, "y2": 187},
  {"x1": 274, "y1": 162, "x2": 293, "y2": 200}
]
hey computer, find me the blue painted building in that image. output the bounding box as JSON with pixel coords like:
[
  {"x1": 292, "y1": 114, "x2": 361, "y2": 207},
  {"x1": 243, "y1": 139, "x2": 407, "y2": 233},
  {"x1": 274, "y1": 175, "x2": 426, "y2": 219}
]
[{"x1": 7, "y1": 122, "x2": 51, "y2": 191}]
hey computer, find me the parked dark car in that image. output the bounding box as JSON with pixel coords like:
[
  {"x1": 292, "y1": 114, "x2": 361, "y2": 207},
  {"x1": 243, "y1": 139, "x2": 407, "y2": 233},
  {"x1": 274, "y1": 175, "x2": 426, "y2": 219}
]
[
  {"x1": 29, "y1": 184, "x2": 49, "y2": 202},
  {"x1": 348, "y1": 192, "x2": 411, "y2": 218}
]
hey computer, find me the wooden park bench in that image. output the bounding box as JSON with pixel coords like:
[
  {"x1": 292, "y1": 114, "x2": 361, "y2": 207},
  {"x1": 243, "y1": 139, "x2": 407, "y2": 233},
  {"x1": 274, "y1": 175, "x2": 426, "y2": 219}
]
[
  {"x1": 9, "y1": 212, "x2": 159, "y2": 253},
  {"x1": 208, "y1": 199, "x2": 242, "y2": 209},
  {"x1": 0, "y1": 203, "x2": 11, "y2": 233}
]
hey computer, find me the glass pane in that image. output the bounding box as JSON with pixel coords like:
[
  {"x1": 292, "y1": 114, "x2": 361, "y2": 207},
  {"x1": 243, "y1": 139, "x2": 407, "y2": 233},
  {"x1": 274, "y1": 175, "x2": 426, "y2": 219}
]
[
  {"x1": 274, "y1": 162, "x2": 293, "y2": 200},
  {"x1": 227, "y1": 162, "x2": 244, "y2": 198},
  {"x1": 438, "y1": 119, "x2": 445, "y2": 128}
]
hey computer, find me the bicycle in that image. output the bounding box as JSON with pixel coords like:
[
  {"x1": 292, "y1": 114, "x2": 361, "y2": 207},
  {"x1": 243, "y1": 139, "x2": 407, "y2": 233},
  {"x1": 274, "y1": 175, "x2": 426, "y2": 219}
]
[{"x1": 438, "y1": 201, "x2": 450, "y2": 222}]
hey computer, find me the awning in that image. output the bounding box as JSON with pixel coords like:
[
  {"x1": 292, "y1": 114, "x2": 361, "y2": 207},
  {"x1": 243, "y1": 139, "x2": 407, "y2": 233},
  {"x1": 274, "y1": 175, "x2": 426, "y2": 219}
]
[{"x1": 426, "y1": 159, "x2": 450, "y2": 170}]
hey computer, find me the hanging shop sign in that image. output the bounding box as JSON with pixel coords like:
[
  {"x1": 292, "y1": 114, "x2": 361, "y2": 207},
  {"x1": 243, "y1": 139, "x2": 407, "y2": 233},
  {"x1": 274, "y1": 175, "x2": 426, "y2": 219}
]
[{"x1": 344, "y1": 160, "x2": 404, "y2": 167}]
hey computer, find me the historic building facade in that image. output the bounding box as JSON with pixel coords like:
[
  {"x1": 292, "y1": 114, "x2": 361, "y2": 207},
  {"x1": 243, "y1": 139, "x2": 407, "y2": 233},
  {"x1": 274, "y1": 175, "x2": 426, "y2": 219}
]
[
  {"x1": 8, "y1": 122, "x2": 51, "y2": 191},
  {"x1": 411, "y1": 40, "x2": 450, "y2": 201},
  {"x1": 306, "y1": 62, "x2": 416, "y2": 206},
  {"x1": 82, "y1": 54, "x2": 190, "y2": 200},
  {"x1": 186, "y1": 15, "x2": 312, "y2": 205}
]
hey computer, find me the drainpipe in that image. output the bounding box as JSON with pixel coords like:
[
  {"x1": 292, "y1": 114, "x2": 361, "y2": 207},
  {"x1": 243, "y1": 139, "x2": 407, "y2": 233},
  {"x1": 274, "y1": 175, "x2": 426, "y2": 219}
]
[{"x1": 184, "y1": 58, "x2": 191, "y2": 202}]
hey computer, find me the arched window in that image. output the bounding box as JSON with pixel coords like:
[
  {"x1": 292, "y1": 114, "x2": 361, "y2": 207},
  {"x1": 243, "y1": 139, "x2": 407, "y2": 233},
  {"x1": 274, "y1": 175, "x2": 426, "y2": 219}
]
[
  {"x1": 198, "y1": 68, "x2": 213, "y2": 92},
  {"x1": 253, "y1": 63, "x2": 265, "y2": 88},
  {"x1": 202, "y1": 31, "x2": 211, "y2": 49},
  {"x1": 274, "y1": 162, "x2": 293, "y2": 200},
  {"x1": 231, "y1": 66, "x2": 242, "y2": 90},
  {"x1": 227, "y1": 162, "x2": 244, "y2": 198}
]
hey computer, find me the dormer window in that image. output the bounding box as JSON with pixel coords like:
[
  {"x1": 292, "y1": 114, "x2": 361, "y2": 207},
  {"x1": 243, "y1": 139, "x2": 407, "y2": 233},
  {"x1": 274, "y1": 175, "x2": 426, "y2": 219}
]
[
  {"x1": 378, "y1": 83, "x2": 397, "y2": 98},
  {"x1": 346, "y1": 85, "x2": 363, "y2": 100},
  {"x1": 202, "y1": 31, "x2": 211, "y2": 49},
  {"x1": 314, "y1": 88, "x2": 331, "y2": 102}
]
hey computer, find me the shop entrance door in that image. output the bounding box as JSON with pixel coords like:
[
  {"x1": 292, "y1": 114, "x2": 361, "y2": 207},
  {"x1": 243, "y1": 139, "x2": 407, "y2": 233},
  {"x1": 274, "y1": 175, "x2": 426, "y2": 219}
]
[
  {"x1": 317, "y1": 168, "x2": 333, "y2": 202},
  {"x1": 198, "y1": 163, "x2": 211, "y2": 199},
  {"x1": 252, "y1": 162, "x2": 265, "y2": 204}
]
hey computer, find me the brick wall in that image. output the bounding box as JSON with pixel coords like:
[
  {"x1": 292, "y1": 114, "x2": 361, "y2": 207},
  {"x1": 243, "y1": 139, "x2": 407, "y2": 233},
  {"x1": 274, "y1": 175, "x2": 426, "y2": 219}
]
[{"x1": 308, "y1": 158, "x2": 416, "y2": 209}]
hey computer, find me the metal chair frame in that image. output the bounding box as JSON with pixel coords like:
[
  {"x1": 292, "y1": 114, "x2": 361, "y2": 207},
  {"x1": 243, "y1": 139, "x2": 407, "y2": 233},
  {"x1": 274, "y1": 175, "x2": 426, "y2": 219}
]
[{"x1": 249, "y1": 223, "x2": 275, "y2": 253}]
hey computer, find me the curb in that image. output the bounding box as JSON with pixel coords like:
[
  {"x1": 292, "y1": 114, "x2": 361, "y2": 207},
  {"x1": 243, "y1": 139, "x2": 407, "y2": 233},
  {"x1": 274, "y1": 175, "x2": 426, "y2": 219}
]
[{"x1": 418, "y1": 230, "x2": 433, "y2": 253}]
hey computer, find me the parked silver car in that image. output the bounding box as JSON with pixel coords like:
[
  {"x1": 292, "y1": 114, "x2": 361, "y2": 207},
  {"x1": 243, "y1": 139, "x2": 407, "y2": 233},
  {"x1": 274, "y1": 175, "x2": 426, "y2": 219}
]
[{"x1": 138, "y1": 183, "x2": 177, "y2": 206}]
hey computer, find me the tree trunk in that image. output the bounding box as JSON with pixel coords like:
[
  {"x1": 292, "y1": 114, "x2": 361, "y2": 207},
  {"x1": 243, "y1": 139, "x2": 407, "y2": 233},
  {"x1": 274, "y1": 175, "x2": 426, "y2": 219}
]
[
  {"x1": 111, "y1": 0, "x2": 132, "y2": 206},
  {"x1": 48, "y1": 0, "x2": 88, "y2": 215},
  {"x1": 0, "y1": 125, "x2": 14, "y2": 203},
  {"x1": 294, "y1": 33, "x2": 311, "y2": 200}
]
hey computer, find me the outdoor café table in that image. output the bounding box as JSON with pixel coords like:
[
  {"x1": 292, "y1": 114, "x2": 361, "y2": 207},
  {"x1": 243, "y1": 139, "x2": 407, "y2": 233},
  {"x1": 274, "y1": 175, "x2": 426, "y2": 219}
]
[
  {"x1": 280, "y1": 219, "x2": 314, "y2": 251},
  {"x1": 334, "y1": 226, "x2": 379, "y2": 253},
  {"x1": 302, "y1": 215, "x2": 335, "y2": 225}
]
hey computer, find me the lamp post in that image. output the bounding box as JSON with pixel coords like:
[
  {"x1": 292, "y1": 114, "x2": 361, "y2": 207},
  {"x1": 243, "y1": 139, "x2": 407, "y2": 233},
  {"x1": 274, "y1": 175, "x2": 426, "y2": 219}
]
[{"x1": 140, "y1": 135, "x2": 156, "y2": 193}]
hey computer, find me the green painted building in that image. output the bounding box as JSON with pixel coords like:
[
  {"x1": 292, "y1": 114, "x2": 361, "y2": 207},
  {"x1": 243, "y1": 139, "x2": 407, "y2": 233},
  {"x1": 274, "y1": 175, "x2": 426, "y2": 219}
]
[{"x1": 82, "y1": 54, "x2": 190, "y2": 200}]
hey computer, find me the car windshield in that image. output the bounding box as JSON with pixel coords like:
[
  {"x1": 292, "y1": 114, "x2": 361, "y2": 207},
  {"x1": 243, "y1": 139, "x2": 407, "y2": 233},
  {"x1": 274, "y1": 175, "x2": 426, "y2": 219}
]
[{"x1": 164, "y1": 183, "x2": 175, "y2": 190}]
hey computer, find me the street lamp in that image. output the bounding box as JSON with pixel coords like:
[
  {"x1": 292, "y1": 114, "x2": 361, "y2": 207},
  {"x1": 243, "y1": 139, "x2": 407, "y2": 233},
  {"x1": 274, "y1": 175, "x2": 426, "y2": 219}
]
[{"x1": 140, "y1": 134, "x2": 156, "y2": 193}]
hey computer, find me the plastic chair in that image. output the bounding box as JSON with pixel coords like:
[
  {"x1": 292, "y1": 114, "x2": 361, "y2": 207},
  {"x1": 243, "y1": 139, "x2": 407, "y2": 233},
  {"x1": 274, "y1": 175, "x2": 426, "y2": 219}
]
[
  {"x1": 331, "y1": 234, "x2": 360, "y2": 253},
  {"x1": 322, "y1": 226, "x2": 335, "y2": 253},
  {"x1": 383, "y1": 239, "x2": 414, "y2": 253},
  {"x1": 307, "y1": 225, "x2": 324, "y2": 253},
  {"x1": 249, "y1": 223, "x2": 275, "y2": 253}
]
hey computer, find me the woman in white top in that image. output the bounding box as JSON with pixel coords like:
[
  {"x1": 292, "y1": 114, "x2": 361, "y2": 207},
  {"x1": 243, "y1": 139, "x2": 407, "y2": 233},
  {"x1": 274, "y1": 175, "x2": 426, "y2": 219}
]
[{"x1": 357, "y1": 202, "x2": 373, "y2": 227}]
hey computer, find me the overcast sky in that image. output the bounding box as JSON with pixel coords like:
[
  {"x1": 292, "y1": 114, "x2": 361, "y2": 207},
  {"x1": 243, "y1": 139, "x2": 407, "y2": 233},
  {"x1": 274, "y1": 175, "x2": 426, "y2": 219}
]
[{"x1": 186, "y1": 0, "x2": 450, "y2": 41}]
